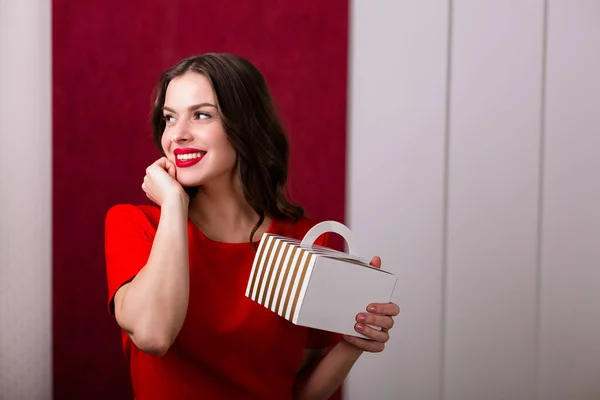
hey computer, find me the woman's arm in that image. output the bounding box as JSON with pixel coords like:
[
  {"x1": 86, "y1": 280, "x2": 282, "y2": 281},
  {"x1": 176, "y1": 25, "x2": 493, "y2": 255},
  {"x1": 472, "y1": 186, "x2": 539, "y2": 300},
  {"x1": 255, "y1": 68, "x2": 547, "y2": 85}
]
[
  {"x1": 293, "y1": 256, "x2": 400, "y2": 400},
  {"x1": 293, "y1": 341, "x2": 363, "y2": 400},
  {"x1": 113, "y1": 158, "x2": 190, "y2": 357}
]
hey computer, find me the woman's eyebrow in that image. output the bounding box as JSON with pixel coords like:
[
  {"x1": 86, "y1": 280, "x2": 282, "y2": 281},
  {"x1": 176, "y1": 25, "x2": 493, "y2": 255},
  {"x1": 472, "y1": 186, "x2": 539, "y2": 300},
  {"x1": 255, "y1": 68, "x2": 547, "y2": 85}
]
[{"x1": 163, "y1": 103, "x2": 217, "y2": 113}]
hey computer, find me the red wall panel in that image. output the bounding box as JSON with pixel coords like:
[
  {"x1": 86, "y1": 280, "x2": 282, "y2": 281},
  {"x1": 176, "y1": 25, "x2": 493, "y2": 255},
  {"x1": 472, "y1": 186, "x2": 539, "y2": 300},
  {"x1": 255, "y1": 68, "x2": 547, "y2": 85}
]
[{"x1": 53, "y1": 1, "x2": 347, "y2": 398}]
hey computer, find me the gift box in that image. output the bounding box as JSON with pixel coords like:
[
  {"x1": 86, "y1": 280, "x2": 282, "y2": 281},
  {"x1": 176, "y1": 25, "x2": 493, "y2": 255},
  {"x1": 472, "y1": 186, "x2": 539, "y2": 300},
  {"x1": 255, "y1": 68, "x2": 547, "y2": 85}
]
[{"x1": 245, "y1": 221, "x2": 398, "y2": 338}]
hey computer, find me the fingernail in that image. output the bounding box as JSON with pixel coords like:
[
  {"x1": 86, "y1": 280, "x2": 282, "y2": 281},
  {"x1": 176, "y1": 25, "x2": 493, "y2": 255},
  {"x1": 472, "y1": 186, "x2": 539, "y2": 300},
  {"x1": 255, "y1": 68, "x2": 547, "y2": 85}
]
[
  {"x1": 356, "y1": 323, "x2": 365, "y2": 331},
  {"x1": 367, "y1": 305, "x2": 376, "y2": 313},
  {"x1": 358, "y1": 314, "x2": 366, "y2": 322}
]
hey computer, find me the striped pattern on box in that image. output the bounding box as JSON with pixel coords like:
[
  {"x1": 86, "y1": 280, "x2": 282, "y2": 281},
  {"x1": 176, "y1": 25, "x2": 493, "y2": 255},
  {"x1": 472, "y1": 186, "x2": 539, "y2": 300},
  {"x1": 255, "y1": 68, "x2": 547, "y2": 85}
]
[
  {"x1": 245, "y1": 233, "x2": 372, "y2": 324},
  {"x1": 245, "y1": 234, "x2": 316, "y2": 324}
]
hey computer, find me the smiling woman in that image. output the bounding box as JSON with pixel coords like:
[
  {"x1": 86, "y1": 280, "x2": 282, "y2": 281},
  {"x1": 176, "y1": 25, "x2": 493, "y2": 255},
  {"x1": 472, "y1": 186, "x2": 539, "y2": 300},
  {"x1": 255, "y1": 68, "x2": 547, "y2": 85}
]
[
  {"x1": 150, "y1": 54, "x2": 304, "y2": 243},
  {"x1": 104, "y1": 53, "x2": 400, "y2": 399},
  {"x1": 159, "y1": 72, "x2": 238, "y2": 194}
]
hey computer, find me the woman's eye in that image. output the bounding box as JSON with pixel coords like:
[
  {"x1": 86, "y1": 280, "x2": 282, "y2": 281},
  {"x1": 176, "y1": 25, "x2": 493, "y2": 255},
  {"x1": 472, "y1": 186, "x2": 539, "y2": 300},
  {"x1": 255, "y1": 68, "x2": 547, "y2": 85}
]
[
  {"x1": 163, "y1": 114, "x2": 176, "y2": 123},
  {"x1": 193, "y1": 111, "x2": 211, "y2": 120}
]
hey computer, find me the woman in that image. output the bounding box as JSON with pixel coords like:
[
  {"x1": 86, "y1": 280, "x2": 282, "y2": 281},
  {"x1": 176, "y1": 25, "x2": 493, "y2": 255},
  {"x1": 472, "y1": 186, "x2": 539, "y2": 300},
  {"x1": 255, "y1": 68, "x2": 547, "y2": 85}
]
[{"x1": 105, "y1": 53, "x2": 400, "y2": 399}]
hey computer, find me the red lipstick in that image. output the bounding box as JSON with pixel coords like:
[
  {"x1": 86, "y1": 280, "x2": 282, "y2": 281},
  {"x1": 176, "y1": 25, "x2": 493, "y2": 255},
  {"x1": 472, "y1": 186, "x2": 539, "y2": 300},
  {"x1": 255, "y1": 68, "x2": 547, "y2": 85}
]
[{"x1": 173, "y1": 147, "x2": 206, "y2": 168}]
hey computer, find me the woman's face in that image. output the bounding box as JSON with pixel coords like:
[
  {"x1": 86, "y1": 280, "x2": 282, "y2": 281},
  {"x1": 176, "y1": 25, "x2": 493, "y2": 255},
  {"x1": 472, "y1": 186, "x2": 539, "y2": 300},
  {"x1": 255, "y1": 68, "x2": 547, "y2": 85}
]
[{"x1": 161, "y1": 71, "x2": 237, "y2": 188}]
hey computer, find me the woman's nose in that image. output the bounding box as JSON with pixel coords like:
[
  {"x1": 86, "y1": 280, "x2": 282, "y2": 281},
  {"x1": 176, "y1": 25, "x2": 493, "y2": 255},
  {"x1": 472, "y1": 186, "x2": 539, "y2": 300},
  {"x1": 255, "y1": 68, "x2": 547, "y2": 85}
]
[{"x1": 170, "y1": 122, "x2": 193, "y2": 143}]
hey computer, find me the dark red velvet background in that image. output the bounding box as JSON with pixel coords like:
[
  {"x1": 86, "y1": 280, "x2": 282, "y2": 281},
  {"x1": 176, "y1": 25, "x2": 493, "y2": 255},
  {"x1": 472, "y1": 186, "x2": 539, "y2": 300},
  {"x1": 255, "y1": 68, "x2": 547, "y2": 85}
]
[{"x1": 53, "y1": 1, "x2": 348, "y2": 398}]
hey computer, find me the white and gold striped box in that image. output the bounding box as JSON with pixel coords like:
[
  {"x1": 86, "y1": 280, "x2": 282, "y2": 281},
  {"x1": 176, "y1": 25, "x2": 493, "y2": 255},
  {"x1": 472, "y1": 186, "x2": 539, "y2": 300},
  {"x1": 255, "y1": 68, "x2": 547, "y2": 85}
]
[{"x1": 245, "y1": 221, "x2": 397, "y2": 338}]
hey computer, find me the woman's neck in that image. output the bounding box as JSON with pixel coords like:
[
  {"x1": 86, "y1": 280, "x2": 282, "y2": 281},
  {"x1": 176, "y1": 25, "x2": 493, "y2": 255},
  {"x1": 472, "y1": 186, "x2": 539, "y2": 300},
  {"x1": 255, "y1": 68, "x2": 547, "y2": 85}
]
[{"x1": 187, "y1": 178, "x2": 271, "y2": 243}]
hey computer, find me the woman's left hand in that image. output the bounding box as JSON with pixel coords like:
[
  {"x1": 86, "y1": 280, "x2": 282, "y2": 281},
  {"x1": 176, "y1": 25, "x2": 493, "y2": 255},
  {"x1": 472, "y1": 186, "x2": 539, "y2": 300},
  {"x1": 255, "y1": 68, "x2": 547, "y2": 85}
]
[{"x1": 342, "y1": 256, "x2": 400, "y2": 353}]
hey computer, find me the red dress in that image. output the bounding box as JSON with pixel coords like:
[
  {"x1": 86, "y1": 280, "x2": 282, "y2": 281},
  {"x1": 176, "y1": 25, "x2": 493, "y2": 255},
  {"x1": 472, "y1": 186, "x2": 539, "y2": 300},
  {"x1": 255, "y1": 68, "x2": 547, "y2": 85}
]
[{"x1": 105, "y1": 204, "x2": 340, "y2": 399}]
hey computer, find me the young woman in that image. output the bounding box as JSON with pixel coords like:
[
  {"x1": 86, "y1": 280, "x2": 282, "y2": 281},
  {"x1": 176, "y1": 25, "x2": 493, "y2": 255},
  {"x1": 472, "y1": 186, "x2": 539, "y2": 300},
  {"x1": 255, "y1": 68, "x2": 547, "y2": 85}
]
[{"x1": 105, "y1": 53, "x2": 400, "y2": 399}]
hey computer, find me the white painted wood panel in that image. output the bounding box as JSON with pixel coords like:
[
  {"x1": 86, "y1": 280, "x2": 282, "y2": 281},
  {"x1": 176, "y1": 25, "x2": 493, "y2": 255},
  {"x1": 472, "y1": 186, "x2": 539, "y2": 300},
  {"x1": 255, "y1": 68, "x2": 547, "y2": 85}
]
[
  {"x1": 0, "y1": 0, "x2": 53, "y2": 399},
  {"x1": 540, "y1": 1, "x2": 600, "y2": 399},
  {"x1": 347, "y1": 1, "x2": 449, "y2": 399},
  {"x1": 444, "y1": 1, "x2": 544, "y2": 398}
]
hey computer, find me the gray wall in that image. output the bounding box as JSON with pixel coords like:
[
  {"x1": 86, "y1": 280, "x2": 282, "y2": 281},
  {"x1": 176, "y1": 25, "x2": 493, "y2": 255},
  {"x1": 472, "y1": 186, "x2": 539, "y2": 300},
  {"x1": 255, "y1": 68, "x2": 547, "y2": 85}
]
[{"x1": 347, "y1": 1, "x2": 600, "y2": 399}]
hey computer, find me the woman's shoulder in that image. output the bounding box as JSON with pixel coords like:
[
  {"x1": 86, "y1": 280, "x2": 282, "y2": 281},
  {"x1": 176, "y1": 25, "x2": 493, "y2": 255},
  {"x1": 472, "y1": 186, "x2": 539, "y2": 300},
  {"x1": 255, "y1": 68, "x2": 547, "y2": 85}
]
[{"x1": 105, "y1": 204, "x2": 161, "y2": 231}]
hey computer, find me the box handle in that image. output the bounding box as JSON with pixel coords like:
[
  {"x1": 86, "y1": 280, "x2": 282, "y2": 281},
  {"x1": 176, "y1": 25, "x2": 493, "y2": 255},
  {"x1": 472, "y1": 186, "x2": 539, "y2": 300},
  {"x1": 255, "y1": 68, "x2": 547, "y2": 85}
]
[{"x1": 300, "y1": 220, "x2": 359, "y2": 256}]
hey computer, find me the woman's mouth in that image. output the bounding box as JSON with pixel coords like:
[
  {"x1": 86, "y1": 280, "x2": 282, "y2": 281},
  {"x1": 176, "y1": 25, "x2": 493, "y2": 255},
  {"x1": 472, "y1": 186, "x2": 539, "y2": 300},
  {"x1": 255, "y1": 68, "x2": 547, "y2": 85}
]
[{"x1": 174, "y1": 149, "x2": 207, "y2": 168}]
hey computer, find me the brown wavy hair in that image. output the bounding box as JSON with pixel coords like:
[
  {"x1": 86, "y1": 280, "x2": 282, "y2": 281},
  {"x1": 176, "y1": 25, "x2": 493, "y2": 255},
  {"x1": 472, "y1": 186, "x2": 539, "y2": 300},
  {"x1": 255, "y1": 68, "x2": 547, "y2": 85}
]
[{"x1": 150, "y1": 53, "x2": 304, "y2": 242}]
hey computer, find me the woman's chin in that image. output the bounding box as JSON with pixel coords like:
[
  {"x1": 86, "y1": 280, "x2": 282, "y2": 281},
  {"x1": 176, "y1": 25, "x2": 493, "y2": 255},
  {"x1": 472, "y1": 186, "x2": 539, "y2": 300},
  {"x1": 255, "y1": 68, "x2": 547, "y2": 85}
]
[
  {"x1": 179, "y1": 180, "x2": 203, "y2": 188},
  {"x1": 176, "y1": 174, "x2": 203, "y2": 188}
]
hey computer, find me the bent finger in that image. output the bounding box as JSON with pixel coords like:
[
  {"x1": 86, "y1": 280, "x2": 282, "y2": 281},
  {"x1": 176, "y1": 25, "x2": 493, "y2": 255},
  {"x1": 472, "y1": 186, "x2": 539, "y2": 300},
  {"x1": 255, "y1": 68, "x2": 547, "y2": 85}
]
[
  {"x1": 357, "y1": 313, "x2": 394, "y2": 330},
  {"x1": 367, "y1": 302, "x2": 400, "y2": 317},
  {"x1": 354, "y1": 322, "x2": 389, "y2": 344}
]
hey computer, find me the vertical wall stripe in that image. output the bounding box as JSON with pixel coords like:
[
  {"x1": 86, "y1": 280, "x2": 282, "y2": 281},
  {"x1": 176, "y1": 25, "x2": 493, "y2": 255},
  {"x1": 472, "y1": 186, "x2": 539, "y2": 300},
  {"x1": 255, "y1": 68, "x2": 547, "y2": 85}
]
[
  {"x1": 540, "y1": 1, "x2": 600, "y2": 398},
  {"x1": 347, "y1": 1, "x2": 450, "y2": 399},
  {"x1": 0, "y1": 1, "x2": 52, "y2": 398},
  {"x1": 444, "y1": 1, "x2": 544, "y2": 398},
  {"x1": 440, "y1": 0, "x2": 454, "y2": 398},
  {"x1": 535, "y1": 1, "x2": 549, "y2": 399}
]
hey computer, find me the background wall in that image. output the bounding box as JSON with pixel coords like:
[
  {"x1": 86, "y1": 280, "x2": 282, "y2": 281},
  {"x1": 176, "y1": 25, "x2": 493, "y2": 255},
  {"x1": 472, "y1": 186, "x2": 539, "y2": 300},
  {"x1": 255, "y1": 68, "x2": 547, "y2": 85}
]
[
  {"x1": 347, "y1": 1, "x2": 600, "y2": 399},
  {"x1": 0, "y1": 1, "x2": 52, "y2": 399},
  {"x1": 2, "y1": 1, "x2": 600, "y2": 399}
]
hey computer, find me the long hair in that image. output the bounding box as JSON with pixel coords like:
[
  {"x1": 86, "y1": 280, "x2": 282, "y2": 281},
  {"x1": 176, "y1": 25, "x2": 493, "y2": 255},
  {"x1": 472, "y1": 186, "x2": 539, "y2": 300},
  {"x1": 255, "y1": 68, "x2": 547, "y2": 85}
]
[{"x1": 150, "y1": 53, "x2": 304, "y2": 242}]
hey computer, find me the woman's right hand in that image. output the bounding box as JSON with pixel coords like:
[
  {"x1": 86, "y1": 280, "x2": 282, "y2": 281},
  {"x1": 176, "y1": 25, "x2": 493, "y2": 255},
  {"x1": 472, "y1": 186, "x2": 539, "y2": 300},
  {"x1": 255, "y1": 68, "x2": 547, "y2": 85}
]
[{"x1": 142, "y1": 157, "x2": 188, "y2": 206}]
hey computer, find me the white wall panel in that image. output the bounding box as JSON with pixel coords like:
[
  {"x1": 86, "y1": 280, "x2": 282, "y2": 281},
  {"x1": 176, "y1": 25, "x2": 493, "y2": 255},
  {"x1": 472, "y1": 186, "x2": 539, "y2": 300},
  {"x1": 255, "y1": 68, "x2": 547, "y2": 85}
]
[
  {"x1": 347, "y1": 1, "x2": 449, "y2": 399},
  {"x1": 0, "y1": 1, "x2": 53, "y2": 399},
  {"x1": 540, "y1": 2, "x2": 600, "y2": 399},
  {"x1": 444, "y1": 1, "x2": 544, "y2": 399}
]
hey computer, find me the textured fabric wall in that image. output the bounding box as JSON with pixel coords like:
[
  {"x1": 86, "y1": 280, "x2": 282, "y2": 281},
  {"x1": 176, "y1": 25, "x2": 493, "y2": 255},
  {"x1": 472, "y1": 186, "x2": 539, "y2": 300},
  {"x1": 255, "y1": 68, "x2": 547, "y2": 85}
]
[{"x1": 52, "y1": 1, "x2": 348, "y2": 398}]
